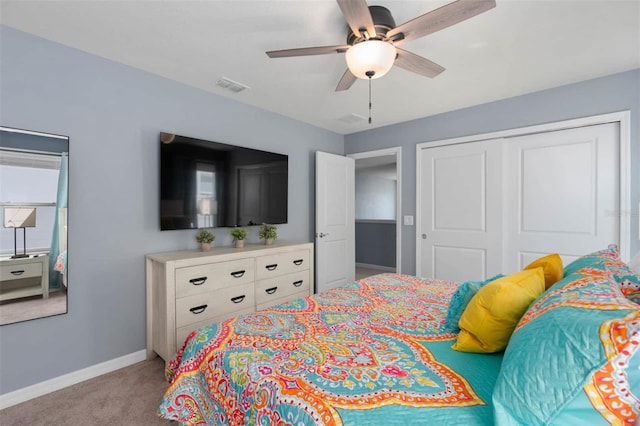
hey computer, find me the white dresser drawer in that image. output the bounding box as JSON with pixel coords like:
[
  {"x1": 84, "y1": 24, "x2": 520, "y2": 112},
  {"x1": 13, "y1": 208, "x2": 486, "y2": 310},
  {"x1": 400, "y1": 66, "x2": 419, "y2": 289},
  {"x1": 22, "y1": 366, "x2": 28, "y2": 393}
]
[
  {"x1": 256, "y1": 250, "x2": 310, "y2": 279},
  {"x1": 175, "y1": 258, "x2": 254, "y2": 298},
  {"x1": 255, "y1": 271, "x2": 310, "y2": 305},
  {"x1": 0, "y1": 261, "x2": 42, "y2": 281},
  {"x1": 175, "y1": 282, "x2": 254, "y2": 328},
  {"x1": 176, "y1": 307, "x2": 254, "y2": 348}
]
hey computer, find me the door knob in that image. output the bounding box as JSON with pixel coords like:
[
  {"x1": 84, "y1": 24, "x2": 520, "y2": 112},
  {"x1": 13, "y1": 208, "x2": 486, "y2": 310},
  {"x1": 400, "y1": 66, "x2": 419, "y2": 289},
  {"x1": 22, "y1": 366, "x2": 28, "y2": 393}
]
[{"x1": 316, "y1": 232, "x2": 329, "y2": 238}]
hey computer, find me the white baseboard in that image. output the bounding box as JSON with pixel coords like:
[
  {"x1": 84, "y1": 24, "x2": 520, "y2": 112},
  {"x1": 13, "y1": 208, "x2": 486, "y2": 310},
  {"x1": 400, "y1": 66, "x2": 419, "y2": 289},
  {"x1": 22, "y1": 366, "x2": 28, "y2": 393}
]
[
  {"x1": 356, "y1": 263, "x2": 396, "y2": 272},
  {"x1": 0, "y1": 349, "x2": 147, "y2": 410}
]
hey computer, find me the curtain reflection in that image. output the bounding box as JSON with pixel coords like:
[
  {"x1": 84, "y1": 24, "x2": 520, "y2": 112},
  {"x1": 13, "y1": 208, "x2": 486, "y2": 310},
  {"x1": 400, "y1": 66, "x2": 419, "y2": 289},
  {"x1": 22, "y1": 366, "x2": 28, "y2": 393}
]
[{"x1": 49, "y1": 152, "x2": 68, "y2": 290}]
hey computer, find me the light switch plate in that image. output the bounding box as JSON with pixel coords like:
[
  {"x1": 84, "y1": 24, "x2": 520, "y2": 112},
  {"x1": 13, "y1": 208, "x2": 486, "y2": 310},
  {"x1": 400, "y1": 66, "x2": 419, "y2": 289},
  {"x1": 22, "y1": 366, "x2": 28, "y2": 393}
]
[{"x1": 403, "y1": 215, "x2": 414, "y2": 226}]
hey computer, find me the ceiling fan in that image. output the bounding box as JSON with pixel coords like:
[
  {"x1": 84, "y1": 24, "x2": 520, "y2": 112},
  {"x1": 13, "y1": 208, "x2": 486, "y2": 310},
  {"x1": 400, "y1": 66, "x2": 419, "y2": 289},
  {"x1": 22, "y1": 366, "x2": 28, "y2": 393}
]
[{"x1": 266, "y1": 0, "x2": 496, "y2": 92}]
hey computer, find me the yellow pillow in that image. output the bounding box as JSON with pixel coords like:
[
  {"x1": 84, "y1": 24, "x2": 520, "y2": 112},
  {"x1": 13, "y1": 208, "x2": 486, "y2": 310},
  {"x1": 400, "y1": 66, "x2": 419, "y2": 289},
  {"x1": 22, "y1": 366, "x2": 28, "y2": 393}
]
[
  {"x1": 524, "y1": 253, "x2": 563, "y2": 289},
  {"x1": 452, "y1": 268, "x2": 545, "y2": 353}
]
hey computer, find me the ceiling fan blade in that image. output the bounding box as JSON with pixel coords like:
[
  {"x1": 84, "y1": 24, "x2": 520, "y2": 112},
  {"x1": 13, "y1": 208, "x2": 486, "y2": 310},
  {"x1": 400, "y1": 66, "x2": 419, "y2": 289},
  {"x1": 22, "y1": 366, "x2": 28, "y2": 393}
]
[
  {"x1": 387, "y1": 0, "x2": 495, "y2": 45},
  {"x1": 266, "y1": 45, "x2": 350, "y2": 58},
  {"x1": 335, "y1": 69, "x2": 357, "y2": 91},
  {"x1": 394, "y1": 48, "x2": 445, "y2": 78},
  {"x1": 337, "y1": 0, "x2": 376, "y2": 38}
]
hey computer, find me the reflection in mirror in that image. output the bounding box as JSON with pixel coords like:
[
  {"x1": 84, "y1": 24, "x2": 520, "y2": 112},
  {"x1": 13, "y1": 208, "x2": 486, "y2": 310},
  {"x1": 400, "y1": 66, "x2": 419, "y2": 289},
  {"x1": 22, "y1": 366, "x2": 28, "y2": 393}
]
[{"x1": 0, "y1": 126, "x2": 69, "y2": 325}]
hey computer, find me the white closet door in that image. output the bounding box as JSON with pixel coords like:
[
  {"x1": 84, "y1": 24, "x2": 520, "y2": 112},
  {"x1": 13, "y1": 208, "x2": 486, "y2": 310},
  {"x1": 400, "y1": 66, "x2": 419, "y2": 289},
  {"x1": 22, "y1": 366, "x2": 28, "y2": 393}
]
[
  {"x1": 504, "y1": 123, "x2": 620, "y2": 270},
  {"x1": 418, "y1": 140, "x2": 503, "y2": 281}
]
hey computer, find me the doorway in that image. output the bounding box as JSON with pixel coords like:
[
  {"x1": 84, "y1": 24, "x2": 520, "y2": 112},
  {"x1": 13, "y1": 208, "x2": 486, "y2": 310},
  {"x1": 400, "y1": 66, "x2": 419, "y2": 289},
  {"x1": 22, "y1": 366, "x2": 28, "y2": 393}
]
[{"x1": 348, "y1": 148, "x2": 401, "y2": 280}]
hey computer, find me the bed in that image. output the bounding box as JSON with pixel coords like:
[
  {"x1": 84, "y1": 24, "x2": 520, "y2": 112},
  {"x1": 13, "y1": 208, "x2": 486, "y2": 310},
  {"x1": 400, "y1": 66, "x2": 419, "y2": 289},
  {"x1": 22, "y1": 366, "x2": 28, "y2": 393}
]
[{"x1": 158, "y1": 245, "x2": 640, "y2": 425}]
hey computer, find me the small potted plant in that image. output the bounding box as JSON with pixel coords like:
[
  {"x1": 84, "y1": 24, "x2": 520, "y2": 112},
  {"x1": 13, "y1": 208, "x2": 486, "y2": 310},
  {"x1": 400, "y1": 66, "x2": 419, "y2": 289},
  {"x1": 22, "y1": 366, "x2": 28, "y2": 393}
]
[
  {"x1": 230, "y1": 227, "x2": 248, "y2": 248},
  {"x1": 195, "y1": 229, "x2": 215, "y2": 251},
  {"x1": 258, "y1": 223, "x2": 277, "y2": 245}
]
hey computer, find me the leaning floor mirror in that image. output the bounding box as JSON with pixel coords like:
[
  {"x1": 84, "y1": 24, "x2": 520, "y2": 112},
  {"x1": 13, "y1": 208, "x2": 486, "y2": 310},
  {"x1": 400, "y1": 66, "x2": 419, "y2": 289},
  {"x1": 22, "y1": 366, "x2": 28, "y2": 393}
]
[{"x1": 0, "y1": 126, "x2": 69, "y2": 325}]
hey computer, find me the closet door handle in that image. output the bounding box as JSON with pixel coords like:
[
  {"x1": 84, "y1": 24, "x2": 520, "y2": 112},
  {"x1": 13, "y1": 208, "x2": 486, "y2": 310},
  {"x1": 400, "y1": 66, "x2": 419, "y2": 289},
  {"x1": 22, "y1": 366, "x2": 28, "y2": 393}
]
[
  {"x1": 189, "y1": 277, "x2": 207, "y2": 286},
  {"x1": 10, "y1": 270, "x2": 25, "y2": 276},
  {"x1": 265, "y1": 286, "x2": 278, "y2": 295},
  {"x1": 230, "y1": 270, "x2": 245, "y2": 278},
  {"x1": 230, "y1": 295, "x2": 246, "y2": 304},
  {"x1": 265, "y1": 264, "x2": 278, "y2": 271},
  {"x1": 293, "y1": 259, "x2": 303, "y2": 266},
  {"x1": 189, "y1": 304, "x2": 208, "y2": 314},
  {"x1": 292, "y1": 280, "x2": 303, "y2": 287}
]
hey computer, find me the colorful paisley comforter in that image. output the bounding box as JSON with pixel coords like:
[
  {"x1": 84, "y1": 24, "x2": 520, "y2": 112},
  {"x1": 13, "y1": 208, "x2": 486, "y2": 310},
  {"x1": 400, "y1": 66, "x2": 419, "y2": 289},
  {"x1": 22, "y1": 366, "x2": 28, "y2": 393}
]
[{"x1": 158, "y1": 273, "x2": 503, "y2": 425}]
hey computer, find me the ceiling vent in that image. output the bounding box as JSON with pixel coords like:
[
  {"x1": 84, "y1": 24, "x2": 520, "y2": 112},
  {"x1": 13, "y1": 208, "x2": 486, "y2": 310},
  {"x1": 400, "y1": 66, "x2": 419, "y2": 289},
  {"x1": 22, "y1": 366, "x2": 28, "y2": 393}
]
[
  {"x1": 337, "y1": 113, "x2": 367, "y2": 124},
  {"x1": 215, "y1": 77, "x2": 250, "y2": 93}
]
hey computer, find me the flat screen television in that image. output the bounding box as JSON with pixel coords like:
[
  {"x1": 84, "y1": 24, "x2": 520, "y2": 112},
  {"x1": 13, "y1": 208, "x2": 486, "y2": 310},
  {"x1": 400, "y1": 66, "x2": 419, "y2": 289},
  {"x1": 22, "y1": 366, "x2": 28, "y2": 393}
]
[{"x1": 159, "y1": 132, "x2": 288, "y2": 230}]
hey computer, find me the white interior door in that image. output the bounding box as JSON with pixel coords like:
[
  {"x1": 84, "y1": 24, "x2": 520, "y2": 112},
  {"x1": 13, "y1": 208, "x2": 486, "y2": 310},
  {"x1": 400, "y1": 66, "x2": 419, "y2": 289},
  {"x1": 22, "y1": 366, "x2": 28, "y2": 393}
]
[
  {"x1": 418, "y1": 140, "x2": 503, "y2": 281},
  {"x1": 504, "y1": 122, "x2": 620, "y2": 269},
  {"x1": 316, "y1": 151, "x2": 355, "y2": 293}
]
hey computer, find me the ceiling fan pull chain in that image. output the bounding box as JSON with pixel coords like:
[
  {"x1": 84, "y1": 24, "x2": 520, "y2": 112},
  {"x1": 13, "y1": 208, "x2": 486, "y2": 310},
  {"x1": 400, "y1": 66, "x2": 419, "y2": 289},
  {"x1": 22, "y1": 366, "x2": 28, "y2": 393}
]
[{"x1": 368, "y1": 73, "x2": 372, "y2": 124}]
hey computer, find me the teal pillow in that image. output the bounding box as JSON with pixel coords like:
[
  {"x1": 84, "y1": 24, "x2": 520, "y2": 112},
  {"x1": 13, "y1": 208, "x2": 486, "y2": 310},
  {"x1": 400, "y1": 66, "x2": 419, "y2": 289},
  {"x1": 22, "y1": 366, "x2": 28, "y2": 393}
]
[
  {"x1": 492, "y1": 270, "x2": 638, "y2": 425},
  {"x1": 563, "y1": 244, "x2": 621, "y2": 276},
  {"x1": 443, "y1": 274, "x2": 503, "y2": 333},
  {"x1": 562, "y1": 244, "x2": 640, "y2": 304}
]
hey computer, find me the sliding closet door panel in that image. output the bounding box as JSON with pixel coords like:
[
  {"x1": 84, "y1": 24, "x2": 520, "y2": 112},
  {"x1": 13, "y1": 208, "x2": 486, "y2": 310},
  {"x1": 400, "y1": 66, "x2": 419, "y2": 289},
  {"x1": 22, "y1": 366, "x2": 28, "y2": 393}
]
[
  {"x1": 418, "y1": 140, "x2": 503, "y2": 281},
  {"x1": 505, "y1": 123, "x2": 619, "y2": 270}
]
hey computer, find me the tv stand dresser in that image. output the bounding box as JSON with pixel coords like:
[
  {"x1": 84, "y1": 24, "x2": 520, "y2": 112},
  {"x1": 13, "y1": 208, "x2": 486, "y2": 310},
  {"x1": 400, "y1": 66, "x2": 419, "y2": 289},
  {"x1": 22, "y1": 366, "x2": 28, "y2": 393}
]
[{"x1": 146, "y1": 241, "x2": 314, "y2": 361}]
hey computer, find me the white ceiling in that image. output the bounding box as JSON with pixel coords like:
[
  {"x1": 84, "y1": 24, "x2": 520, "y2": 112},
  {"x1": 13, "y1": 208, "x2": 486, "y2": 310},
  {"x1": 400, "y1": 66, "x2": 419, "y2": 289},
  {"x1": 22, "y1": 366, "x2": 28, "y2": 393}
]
[{"x1": 1, "y1": 0, "x2": 639, "y2": 135}]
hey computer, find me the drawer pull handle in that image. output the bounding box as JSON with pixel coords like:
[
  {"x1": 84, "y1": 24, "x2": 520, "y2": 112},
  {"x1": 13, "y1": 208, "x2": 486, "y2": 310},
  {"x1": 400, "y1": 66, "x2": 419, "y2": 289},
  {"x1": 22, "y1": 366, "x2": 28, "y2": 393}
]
[
  {"x1": 10, "y1": 270, "x2": 25, "y2": 276},
  {"x1": 265, "y1": 264, "x2": 278, "y2": 271},
  {"x1": 189, "y1": 277, "x2": 207, "y2": 286},
  {"x1": 265, "y1": 286, "x2": 278, "y2": 295},
  {"x1": 189, "y1": 304, "x2": 208, "y2": 314},
  {"x1": 293, "y1": 259, "x2": 304, "y2": 266},
  {"x1": 231, "y1": 295, "x2": 246, "y2": 304},
  {"x1": 292, "y1": 280, "x2": 303, "y2": 287},
  {"x1": 230, "y1": 270, "x2": 245, "y2": 278}
]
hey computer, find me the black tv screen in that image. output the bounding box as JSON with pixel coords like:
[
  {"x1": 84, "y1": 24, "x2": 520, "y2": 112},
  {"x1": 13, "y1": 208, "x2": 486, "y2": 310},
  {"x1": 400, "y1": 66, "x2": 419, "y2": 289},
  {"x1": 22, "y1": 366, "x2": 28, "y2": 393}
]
[{"x1": 160, "y1": 132, "x2": 288, "y2": 230}]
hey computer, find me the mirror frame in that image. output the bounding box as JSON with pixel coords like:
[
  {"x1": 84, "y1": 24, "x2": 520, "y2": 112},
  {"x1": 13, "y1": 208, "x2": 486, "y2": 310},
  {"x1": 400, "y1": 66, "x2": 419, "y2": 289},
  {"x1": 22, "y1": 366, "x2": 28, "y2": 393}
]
[{"x1": 0, "y1": 126, "x2": 69, "y2": 325}]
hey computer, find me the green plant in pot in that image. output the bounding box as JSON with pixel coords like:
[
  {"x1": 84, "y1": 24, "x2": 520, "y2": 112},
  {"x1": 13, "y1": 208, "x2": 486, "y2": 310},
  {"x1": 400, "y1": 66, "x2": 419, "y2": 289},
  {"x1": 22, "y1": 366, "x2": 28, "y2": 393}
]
[
  {"x1": 195, "y1": 229, "x2": 215, "y2": 251},
  {"x1": 230, "y1": 227, "x2": 248, "y2": 248},
  {"x1": 258, "y1": 223, "x2": 277, "y2": 245}
]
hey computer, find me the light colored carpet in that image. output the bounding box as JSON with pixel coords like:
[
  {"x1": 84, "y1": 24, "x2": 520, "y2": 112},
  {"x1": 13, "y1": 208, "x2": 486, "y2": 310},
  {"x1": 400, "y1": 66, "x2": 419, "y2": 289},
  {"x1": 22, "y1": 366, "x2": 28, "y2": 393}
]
[
  {"x1": 0, "y1": 357, "x2": 174, "y2": 425},
  {"x1": 0, "y1": 290, "x2": 67, "y2": 325},
  {"x1": 356, "y1": 266, "x2": 390, "y2": 280}
]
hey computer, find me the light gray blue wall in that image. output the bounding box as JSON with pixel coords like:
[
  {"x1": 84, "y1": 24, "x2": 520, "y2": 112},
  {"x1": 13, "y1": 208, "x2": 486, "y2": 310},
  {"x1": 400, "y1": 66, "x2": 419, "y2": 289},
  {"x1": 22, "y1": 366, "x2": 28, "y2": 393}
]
[
  {"x1": 356, "y1": 222, "x2": 396, "y2": 268},
  {"x1": 345, "y1": 69, "x2": 640, "y2": 276},
  {"x1": 0, "y1": 26, "x2": 343, "y2": 394},
  {"x1": 355, "y1": 173, "x2": 396, "y2": 220}
]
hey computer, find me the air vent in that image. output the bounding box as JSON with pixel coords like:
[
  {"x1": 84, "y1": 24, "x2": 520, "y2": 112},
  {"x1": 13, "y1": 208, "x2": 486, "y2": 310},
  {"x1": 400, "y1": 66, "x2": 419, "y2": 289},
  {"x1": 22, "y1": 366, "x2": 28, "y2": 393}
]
[
  {"x1": 337, "y1": 113, "x2": 367, "y2": 124},
  {"x1": 215, "y1": 77, "x2": 250, "y2": 93}
]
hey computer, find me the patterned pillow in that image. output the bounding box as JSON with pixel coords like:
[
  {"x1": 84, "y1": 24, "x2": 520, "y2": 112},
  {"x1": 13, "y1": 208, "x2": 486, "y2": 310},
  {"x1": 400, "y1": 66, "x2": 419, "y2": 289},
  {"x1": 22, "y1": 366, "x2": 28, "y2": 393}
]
[
  {"x1": 443, "y1": 274, "x2": 504, "y2": 333},
  {"x1": 612, "y1": 272, "x2": 640, "y2": 304},
  {"x1": 493, "y1": 269, "x2": 639, "y2": 425},
  {"x1": 563, "y1": 244, "x2": 640, "y2": 304}
]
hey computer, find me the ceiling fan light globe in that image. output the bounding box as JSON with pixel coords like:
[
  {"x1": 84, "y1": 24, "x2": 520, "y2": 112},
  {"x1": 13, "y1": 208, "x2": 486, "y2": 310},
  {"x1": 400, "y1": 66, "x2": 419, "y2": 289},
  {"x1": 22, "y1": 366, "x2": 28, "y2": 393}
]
[{"x1": 346, "y1": 40, "x2": 396, "y2": 80}]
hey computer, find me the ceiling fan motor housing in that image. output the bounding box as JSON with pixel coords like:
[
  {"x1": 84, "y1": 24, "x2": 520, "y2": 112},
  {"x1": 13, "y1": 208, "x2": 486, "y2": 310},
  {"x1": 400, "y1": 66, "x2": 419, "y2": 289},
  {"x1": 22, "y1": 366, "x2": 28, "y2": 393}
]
[{"x1": 347, "y1": 6, "x2": 396, "y2": 44}]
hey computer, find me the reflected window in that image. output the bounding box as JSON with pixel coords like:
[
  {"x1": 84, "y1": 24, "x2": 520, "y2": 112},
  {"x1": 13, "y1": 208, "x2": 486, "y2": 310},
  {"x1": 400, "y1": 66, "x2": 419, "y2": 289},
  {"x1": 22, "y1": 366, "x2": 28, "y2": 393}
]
[
  {"x1": 0, "y1": 152, "x2": 61, "y2": 252},
  {"x1": 196, "y1": 164, "x2": 217, "y2": 228}
]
